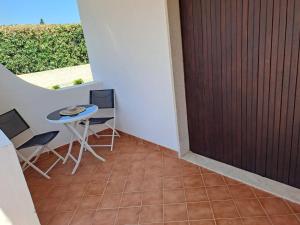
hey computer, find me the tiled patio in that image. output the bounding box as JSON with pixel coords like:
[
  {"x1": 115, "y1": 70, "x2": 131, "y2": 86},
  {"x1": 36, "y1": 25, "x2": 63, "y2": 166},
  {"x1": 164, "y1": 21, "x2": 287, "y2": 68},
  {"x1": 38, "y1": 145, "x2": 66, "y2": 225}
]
[{"x1": 24, "y1": 132, "x2": 300, "y2": 225}]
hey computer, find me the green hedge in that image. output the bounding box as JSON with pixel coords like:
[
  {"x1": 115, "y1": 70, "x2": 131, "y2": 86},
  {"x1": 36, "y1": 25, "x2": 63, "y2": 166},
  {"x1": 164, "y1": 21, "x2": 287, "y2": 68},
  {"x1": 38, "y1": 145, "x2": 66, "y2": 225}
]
[{"x1": 0, "y1": 24, "x2": 89, "y2": 75}]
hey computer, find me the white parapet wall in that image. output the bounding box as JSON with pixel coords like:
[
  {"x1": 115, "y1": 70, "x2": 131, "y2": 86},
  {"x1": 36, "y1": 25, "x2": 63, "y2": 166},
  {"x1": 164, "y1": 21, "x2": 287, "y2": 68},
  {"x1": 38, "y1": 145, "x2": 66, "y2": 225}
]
[
  {"x1": 18, "y1": 64, "x2": 93, "y2": 89},
  {"x1": 0, "y1": 64, "x2": 103, "y2": 149},
  {"x1": 0, "y1": 130, "x2": 40, "y2": 225}
]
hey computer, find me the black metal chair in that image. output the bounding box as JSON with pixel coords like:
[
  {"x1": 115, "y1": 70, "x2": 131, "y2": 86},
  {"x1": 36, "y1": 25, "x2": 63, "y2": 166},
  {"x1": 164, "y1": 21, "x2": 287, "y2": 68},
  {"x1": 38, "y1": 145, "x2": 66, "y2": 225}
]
[
  {"x1": 0, "y1": 109, "x2": 64, "y2": 179},
  {"x1": 82, "y1": 89, "x2": 120, "y2": 151}
]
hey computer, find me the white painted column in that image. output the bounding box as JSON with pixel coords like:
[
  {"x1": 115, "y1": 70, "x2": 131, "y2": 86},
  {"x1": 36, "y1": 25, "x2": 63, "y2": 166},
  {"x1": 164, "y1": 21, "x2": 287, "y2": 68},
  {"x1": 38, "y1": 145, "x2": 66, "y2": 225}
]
[{"x1": 0, "y1": 130, "x2": 40, "y2": 225}]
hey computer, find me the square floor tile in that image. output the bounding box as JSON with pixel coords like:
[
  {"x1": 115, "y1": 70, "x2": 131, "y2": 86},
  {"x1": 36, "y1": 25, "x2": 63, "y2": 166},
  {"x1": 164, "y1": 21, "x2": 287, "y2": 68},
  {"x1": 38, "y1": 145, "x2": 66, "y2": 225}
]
[
  {"x1": 185, "y1": 188, "x2": 208, "y2": 202},
  {"x1": 216, "y1": 218, "x2": 243, "y2": 225},
  {"x1": 270, "y1": 215, "x2": 300, "y2": 225},
  {"x1": 86, "y1": 182, "x2": 106, "y2": 196},
  {"x1": 287, "y1": 201, "x2": 300, "y2": 213},
  {"x1": 142, "y1": 191, "x2": 163, "y2": 205},
  {"x1": 187, "y1": 202, "x2": 213, "y2": 220},
  {"x1": 93, "y1": 209, "x2": 118, "y2": 225},
  {"x1": 223, "y1": 177, "x2": 241, "y2": 186},
  {"x1": 140, "y1": 205, "x2": 163, "y2": 223},
  {"x1": 142, "y1": 177, "x2": 162, "y2": 191},
  {"x1": 66, "y1": 184, "x2": 87, "y2": 198},
  {"x1": 121, "y1": 192, "x2": 142, "y2": 207},
  {"x1": 164, "y1": 203, "x2": 188, "y2": 221},
  {"x1": 165, "y1": 222, "x2": 189, "y2": 225},
  {"x1": 211, "y1": 200, "x2": 239, "y2": 219},
  {"x1": 182, "y1": 165, "x2": 201, "y2": 176},
  {"x1": 189, "y1": 220, "x2": 215, "y2": 225},
  {"x1": 252, "y1": 188, "x2": 273, "y2": 198},
  {"x1": 164, "y1": 177, "x2": 183, "y2": 190},
  {"x1": 38, "y1": 212, "x2": 55, "y2": 225},
  {"x1": 105, "y1": 180, "x2": 126, "y2": 194},
  {"x1": 124, "y1": 178, "x2": 143, "y2": 193},
  {"x1": 58, "y1": 197, "x2": 81, "y2": 212},
  {"x1": 228, "y1": 184, "x2": 255, "y2": 199},
  {"x1": 206, "y1": 186, "x2": 231, "y2": 201},
  {"x1": 164, "y1": 189, "x2": 185, "y2": 204},
  {"x1": 183, "y1": 175, "x2": 204, "y2": 188},
  {"x1": 202, "y1": 174, "x2": 225, "y2": 187},
  {"x1": 79, "y1": 196, "x2": 101, "y2": 210},
  {"x1": 235, "y1": 199, "x2": 265, "y2": 217},
  {"x1": 48, "y1": 212, "x2": 73, "y2": 225},
  {"x1": 70, "y1": 209, "x2": 95, "y2": 225},
  {"x1": 36, "y1": 197, "x2": 62, "y2": 212},
  {"x1": 47, "y1": 185, "x2": 68, "y2": 198},
  {"x1": 259, "y1": 198, "x2": 292, "y2": 215},
  {"x1": 242, "y1": 217, "x2": 271, "y2": 225},
  {"x1": 99, "y1": 193, "x2": 122, "y2": 209},
  {"x1": 116, "y1": 207, "x2": 140, "y2": 225}
]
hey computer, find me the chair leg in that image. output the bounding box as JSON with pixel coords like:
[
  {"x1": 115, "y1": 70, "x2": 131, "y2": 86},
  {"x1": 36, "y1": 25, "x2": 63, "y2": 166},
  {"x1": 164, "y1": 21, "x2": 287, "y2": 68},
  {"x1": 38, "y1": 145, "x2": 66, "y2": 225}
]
[
  {"x1": 105, "y1": 122, "x2": 120, "y2": 137},
  {"x1": 17, "y1": 151, "x2": 50, "y2": 179},
  {"x1": 44, "y1": 145, "x2": 65, "y2": 161},
  {"x1": 88, "y1": 127, "x2": 100, "y2": 138},
  {"x1": 107, "y1": 120, "x2": 116, "y2": 151},
  {"x1": 22, "y1": 146, "x2": 44, "y2": 171}
]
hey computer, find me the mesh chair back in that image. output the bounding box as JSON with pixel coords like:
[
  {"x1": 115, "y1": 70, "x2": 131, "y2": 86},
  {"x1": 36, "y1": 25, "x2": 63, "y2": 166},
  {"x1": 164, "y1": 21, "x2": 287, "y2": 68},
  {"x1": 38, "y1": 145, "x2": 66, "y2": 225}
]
[
  {"x1": 90, "y1": 89, "x2": 115, "y2": 109},
  {"x1": 0, "y1": 109, "x2": 30, "y2": 139}
]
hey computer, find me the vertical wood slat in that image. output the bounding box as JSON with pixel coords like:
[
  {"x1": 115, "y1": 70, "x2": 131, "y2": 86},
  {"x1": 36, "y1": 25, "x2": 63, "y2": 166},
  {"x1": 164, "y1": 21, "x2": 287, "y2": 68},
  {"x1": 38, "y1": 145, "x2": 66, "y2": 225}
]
[
  {"x1": 277, "y1": 0, "x2": 295, "y2": 183},
  {"x1": 287, "y1": 0, "x2": 300, "y2": 186},
  {"x1": 180, "y1": 0, "x2": 300, "y2": 189},
  {"x1": 255, "y1": 0, "x2": 267, "y2": 175}
]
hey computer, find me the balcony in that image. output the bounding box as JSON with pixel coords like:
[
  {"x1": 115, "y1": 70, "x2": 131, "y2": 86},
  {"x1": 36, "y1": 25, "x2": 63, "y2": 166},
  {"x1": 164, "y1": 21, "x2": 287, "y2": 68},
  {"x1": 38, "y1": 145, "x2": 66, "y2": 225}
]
[{"x1": 1, "y1": 0, "x2": 300, "y2": 225}]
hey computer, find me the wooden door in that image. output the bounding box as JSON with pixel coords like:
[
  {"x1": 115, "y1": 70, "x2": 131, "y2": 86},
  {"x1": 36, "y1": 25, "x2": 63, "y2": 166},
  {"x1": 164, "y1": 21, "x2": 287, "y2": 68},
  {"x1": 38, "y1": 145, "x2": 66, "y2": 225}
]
[{"x1": 180, "y1": 0, "x2": 300, "y2": 188}]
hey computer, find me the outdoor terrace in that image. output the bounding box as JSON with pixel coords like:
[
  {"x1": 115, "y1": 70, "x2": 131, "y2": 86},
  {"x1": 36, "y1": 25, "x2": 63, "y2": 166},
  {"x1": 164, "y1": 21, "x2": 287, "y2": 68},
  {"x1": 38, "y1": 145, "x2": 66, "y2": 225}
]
[{"x1": 24, "y1": 131, "x2": 300, "y2": 225}]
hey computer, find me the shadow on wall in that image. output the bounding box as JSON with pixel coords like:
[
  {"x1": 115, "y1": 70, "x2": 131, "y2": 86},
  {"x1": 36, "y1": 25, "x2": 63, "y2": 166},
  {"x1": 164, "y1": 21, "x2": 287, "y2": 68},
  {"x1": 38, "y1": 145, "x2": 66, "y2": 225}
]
[{"x1": 0, "y1": 64, "x2": 102, "y2": 149}]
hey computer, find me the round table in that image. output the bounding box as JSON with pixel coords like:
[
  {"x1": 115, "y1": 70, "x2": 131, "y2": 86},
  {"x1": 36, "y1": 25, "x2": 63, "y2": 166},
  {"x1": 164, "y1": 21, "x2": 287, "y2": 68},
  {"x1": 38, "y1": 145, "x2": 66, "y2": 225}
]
[{"x1": 47, "y1": 104, "x2": 105, "y2": 174}]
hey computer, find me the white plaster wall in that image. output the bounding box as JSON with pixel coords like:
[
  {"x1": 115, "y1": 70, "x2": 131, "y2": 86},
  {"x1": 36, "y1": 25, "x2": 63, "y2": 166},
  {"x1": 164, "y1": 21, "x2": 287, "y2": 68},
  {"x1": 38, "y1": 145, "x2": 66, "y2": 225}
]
[
  {"x1": 78, "y1": 0, "x2": 181, "y2": 151},
  {"x1": 0, "y1": 64, "x2": 103, "y2": 149},
  {"x1": 0, "y1": 130, "x2": 40, "y2": 225}
]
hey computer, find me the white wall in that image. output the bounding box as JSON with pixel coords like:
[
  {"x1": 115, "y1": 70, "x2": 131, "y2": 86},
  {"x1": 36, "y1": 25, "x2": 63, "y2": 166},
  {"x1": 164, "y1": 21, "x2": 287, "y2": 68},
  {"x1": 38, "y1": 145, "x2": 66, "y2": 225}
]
[
  {"x1": 78, "y1": 0, "x2": 181, "y2": 151},
  {"x1": 0, "y1": 64, "x2": 102, "y2": 149},
  {"x1": 0, "y1": 130, "x2": 40, "y2": 225}
]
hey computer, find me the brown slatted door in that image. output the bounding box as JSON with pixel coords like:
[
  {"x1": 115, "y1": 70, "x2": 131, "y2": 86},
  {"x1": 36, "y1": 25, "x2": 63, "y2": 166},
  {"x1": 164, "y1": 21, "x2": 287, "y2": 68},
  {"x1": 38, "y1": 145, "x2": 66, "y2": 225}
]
[{"x1": 180, "y1": 0, "x2": 300, "y2": 188}]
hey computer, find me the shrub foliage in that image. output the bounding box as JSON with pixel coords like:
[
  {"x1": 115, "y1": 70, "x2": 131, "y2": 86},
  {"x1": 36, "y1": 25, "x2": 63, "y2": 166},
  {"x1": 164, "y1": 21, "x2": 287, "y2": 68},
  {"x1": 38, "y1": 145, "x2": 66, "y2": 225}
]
[{"x1": 0, "y1": 24, "x2": 89, "y2": 75}]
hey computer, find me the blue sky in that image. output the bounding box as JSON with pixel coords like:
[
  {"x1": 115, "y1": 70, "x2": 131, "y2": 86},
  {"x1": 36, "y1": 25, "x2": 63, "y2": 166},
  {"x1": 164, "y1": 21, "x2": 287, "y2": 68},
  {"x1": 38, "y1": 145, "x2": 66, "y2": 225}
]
[{"x1": 0, "y1": 0, "x2": 81, "y2": 25}]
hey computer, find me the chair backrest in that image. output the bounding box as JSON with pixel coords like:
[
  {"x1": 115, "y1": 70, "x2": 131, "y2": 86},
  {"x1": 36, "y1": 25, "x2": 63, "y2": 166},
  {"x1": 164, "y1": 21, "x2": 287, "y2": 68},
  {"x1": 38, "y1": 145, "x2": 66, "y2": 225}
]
[
  {"x1": 90, "y1": 89, "x2": 115, "y2": 109},
  {"x1": 0, "y1": 109, "x2": 30, "y2": 139}
]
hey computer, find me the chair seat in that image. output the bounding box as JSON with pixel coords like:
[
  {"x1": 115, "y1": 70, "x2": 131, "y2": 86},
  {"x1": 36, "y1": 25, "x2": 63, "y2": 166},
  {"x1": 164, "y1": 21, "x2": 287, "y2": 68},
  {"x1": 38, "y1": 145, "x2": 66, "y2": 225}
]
[
  {"x1": 17, "y1": 131, "x2": 59, "y2": 150},
  {"x1": 80, "y1": 117, "x2": 114, "y2": 126}
]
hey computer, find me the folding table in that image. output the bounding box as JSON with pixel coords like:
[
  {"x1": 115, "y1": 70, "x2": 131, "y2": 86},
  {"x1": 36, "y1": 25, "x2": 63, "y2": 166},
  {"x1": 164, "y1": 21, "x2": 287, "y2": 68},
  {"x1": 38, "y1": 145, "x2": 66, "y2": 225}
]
[{"x1": 47, "y1": 104, "x2": 105, "y2": 174}]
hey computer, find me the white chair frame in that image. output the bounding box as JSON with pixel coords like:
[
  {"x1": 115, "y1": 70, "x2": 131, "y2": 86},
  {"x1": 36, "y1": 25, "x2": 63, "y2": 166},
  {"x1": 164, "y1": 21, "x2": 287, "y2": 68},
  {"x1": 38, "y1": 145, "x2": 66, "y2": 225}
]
[
  {"x1": 17, "y1": 144, "x2": 64, "y2": 179},
  {"x1": 85, "y1": 91, "x2": 120, "y2": 151}
]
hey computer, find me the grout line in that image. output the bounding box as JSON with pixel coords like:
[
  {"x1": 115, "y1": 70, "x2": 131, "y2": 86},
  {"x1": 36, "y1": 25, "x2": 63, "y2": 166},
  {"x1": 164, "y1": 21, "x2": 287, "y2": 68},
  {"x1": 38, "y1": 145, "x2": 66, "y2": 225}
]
[
  {"x1": 252, "y1": 187, "x2": 275, "y2": 225},
  {"x1": 182, "y1": 176, "x2": 191, "y2": 225},
  {"x1": 201, "y1": 173, "x2": 218, "y2": 225},
  {"x1": 222, "y1": 175, "x2": 245, "y2": 225},
  {"x1": 136, "y1": 157, "x2": 145, "y2": 225},
  {"x1": 283, "y1": 198, "x2": 300, "y2": 221}
]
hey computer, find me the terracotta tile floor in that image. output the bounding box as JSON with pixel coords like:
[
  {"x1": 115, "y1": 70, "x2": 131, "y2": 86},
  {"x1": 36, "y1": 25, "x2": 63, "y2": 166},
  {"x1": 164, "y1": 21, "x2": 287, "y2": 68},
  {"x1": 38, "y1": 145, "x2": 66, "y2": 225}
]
[{"x1": 24, "y1": 132, "x2": 300, "y2": 225}]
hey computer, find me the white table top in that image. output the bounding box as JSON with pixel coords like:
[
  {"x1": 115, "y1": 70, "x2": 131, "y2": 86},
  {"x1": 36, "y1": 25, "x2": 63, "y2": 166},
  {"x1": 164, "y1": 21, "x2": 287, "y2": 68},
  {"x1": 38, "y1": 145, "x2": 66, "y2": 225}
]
[{"x1": 46, "y1": 104, "x2": 98, "y2": 124}]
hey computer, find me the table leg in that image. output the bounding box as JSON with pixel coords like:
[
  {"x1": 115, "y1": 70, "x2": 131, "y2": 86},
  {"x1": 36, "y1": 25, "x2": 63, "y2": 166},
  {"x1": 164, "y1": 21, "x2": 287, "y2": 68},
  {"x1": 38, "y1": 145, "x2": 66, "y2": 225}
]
[
  {"x1": 64, "y1": 122, "x2": 76, "y2": 164},
  {"x1": 65, "y1": 120, "x2": 105, "y2": 175},
  {"x1": 71, "y1": 121, "x2": 89, "y2": 174}
]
